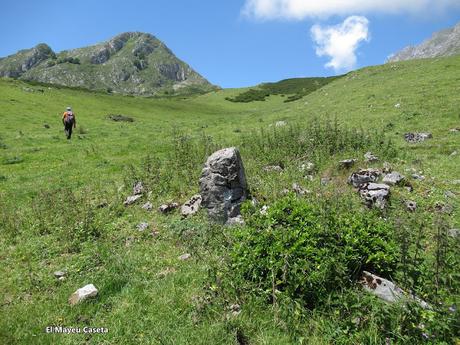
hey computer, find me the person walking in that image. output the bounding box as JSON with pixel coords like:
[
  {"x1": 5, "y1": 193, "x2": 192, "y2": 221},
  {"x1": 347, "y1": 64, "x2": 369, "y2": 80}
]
[{"x1": 62, "y1": 106, "x2": 76, "y2": 139}]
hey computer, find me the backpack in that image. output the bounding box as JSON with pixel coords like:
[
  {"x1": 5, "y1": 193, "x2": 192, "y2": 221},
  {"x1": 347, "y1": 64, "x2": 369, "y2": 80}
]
[{"x1": 64, "y1": 111, "x2": 74, "y2": 125}]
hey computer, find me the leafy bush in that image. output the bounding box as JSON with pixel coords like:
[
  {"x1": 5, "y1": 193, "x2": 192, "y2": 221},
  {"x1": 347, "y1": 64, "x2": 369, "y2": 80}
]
[{"x1": 229, "y1": 195, "x2": 399, "y2": 308}]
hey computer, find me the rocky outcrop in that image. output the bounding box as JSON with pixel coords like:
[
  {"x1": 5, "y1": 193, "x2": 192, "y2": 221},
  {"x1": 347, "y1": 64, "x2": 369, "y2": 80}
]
[
  {"x1": 199, "y1": 147, "x2": 248, "y2": 224},
  {"x1": 0, "y1": 43, "x2": 55, "y2": 78},
  {"x1": 359, "y1": 183, "x2": 390, "y2": 209},
  {"x1": 404, "y1": 132, "x2": 432, "y2": 143},
  {"x1": 348, "y1": 168, "x2": 381, "y2": 188}
]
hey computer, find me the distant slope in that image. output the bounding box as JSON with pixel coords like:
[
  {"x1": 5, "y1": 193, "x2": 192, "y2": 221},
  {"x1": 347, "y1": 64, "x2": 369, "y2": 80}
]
[
  {"x1": 387, "y1": 21, "x2": 460, "y2": 62},
  {"x1": 225, "y1": 76, "x2": 340, "y2": 103},
  {"x1": 0, "y1": 32, "x2": 217, "y2": 96}
]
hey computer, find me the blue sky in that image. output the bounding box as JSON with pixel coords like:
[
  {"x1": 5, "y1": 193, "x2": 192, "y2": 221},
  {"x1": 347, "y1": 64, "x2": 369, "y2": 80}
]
[{"x1": 1, "y1": 0, "x2": 460, "y2": 88}]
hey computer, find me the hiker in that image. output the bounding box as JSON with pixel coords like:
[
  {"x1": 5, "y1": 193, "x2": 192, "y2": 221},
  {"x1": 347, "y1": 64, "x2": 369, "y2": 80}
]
[{"x1": 62, "y1": 106, "x2": 76, "y2": 139}]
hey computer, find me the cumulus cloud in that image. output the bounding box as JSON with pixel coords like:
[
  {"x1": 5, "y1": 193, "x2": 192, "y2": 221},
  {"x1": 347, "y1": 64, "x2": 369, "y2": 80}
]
[
  {"x1": 242, "y1": 0, "x2": 460, "y2": 19},
  {"x1": 311, "y1": 16, "x2": 370, "y2": 72}
]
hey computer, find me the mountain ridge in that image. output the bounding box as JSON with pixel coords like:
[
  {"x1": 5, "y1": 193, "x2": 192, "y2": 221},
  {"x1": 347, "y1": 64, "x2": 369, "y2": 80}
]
[{"x1": 0, "y1": 32, "x2": 217, "y2": 96}]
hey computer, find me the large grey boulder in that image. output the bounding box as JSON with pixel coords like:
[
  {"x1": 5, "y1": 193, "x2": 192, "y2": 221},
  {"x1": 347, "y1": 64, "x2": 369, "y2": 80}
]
[
  {"x1": 359, "y1": 183, "x2": 390, "y2": 209},
  {"x1": 348, "y1": 168, "x2": 381, "y2": 188},
  {"x1": 199, "y1": 147, "x2": 248, "y2": 224},
  {"x1": 383, "y1": 172, "x2": 405, "y2": 186}
]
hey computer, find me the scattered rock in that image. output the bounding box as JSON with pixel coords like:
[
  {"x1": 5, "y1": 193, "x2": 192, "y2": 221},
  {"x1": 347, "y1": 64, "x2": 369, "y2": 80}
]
[
  {"x1": 359, "y1": 183, "x2": 390, "y2": 209},
  {"x1": 263, "y1": 165, "x2": 283, "y2": 173},
  {"x1": 404, "y1": 132, "x2": 432, "y2": 143},
  {"x1": 405, "y1": 200, "x2": 417, "y2": 212},
  {"x1": 434, "y1": 202, "x2": 453, "y2": 214},
  {"x1": 364, "y1": 151, "x2": 379, "y2": 163},
  {"x1": 199, "y1": 147, "x2": 248, "y2": 224},
  {"x1": 448, "y1": 229, "x2": 459, "y2": 238},
  {"x1": 43, "y1": 123, "x2": 50, "y2": 129},
  {"x1": 445, "y1": 190, "x2": 456, "y2": 199},
  {"x1": 158, "y1": 202, "x2": 179, "y2": 214},
  {"x1": 260, "y1": 205, "x2": 269, "y2": 215},
  {"x1": 123, "y1": 194, "x2": 142, "y2": 206},
  {"x1": 450, "y1": 151, "x2": 458, "y2": 157},
  {"x1": 137, "y1": 222, "x2": 149, "y2": 232},
  {"x1": 320, "y1": 177, "x2": 331, "y2": 186},
  {"x1": 275, "y1": 121, "x2": 286, "y2": 127},
  {"x1": 394, "y1": 103, "x2": 401, "y2": 108},
  {"x1": 68, "y1": 284, "x2": 98, "y2": 305},
  {"x1": 411, "y1": 174, "x2": 425, "y2": 181},
  {"x1": 361, "y1": 271, "x2": 430, "y2": 309},
  {"x1": 226, "y1": 215, "x2": 245, "y2": 226},
  {"x1": 300, "y1": 162, "x2": 315, "y2": 173},
  {"x1": 133, "y1": 181, "x2": 144, "y2": 195},
  {"x1": 304, "y1": 174, "x2": 314, "y2": 181},
  {"x1": 181, "y1": 194, "x2": 202, "y2": 217},
  {"x1": 141, "y1": 202, "x2": 153, "y2": 211},
  {"x1": 54, "y1": 270, "x2": 66, "y2": 279},
  {"x1": 281, "y1": 188, "x2": 290, "y2": 195},
  {"x1": 179, "y1": 253, "x2": 191, "y2": 261},
  {"x1": 339, "y1": 159, "x2": 357, "y2": 169},
  {"x1": 58, "y1": 276, "x2": 66, "y2": 282},
  {"x1": 348, "y1": 168, "x2": 381, "y2": 188},
  {"x1": 228, "y1": 303, "x2": 241, "y2": 316},
  {"x1": 449, "y1": 128, "x2": 460, "y2": 132},
  {"x1": 452, "y1": 180, "x2": 460, "y2": 185},
  {"x1": 383, "y1": 172, "x2": 405, "y2": 186},
  {"x1": 292, "y1": 183, "x2": 310, "y2": 196},
  {"x1": 108, "y1": 114, "x2": 134, "y2": 122}
]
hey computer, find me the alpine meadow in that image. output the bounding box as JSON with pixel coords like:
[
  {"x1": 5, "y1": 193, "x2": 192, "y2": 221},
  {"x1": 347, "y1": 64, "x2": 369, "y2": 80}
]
[{"x1": 1, "y1": 21, "x2": 460, "y2": 345}]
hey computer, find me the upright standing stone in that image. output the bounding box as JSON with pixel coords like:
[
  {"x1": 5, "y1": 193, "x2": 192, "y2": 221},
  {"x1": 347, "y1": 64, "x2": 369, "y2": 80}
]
[{"x1": 199, "y1": 147, "x2": 248, "y2": 224}]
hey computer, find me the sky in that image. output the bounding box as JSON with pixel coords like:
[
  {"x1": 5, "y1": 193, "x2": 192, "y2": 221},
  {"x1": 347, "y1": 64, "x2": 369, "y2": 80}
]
[{"x1": 1, "y1": 0, "x2": 460, "y2": 88}]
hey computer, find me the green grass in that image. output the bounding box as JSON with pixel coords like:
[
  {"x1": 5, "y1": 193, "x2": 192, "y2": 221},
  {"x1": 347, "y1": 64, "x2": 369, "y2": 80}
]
[{"x1": 1, "y1": 55, "x2": 459, "y2": 344}]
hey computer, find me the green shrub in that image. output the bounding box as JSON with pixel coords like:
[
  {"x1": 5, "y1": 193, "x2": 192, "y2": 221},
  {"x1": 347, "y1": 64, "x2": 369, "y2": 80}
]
[{"x1": 229, "y1": 195, "x2": 398, "y2": 308}]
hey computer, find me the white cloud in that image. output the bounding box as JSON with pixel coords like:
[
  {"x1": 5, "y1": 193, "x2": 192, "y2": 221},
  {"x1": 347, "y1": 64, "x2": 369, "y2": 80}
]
[
  {"x1": 242, "y1": 0, "x2": 460, "y2": 19},
  {"x1": 311, "y1": 16, "x2": 370, "y2": 72}
]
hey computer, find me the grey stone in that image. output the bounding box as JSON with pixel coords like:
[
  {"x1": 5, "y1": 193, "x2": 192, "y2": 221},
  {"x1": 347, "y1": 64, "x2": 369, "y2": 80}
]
[
  {"x1": 141, "y1": 202, "x2": 153, "y2": 211},
  {"x1": 275, "y1": 121, "x2": 286, "y2": 127},
  {"x1": 263, "y1": 165, "x2": 283, "y2": 173},
  {"x1": 404, "y1": 132, "x2": 432, "y2": 143},
  {"x1": 361, "y1": 271, "x2": 430, "y2": 309},
  {"x1": 445, "y1": 191, "x2": 456, "y2": 199},
  {"x1": 382, "y1": 162, "x2": 392, "y2": 173},
  {"x1": 348, "y1": 168, "x2": 381, "y2": 188},
  {"x1": 300, "y1": 162, "x2": 315, "y2": 173},
  {"x1": 133, "y1": 181, "x2": 144, "y2": 195},
  {"x1": 450, "y1": 151, "x2": 458, "y2": 156},
  {"x1": 54, "y1": 270, "x2": 66, "y2": 278},
  {"x1": 406, "y1": 200, "x2": 417, "y2": 212},
  {"x1": 292, "y1": 183, "x2": 310, "y2": 196},
  {"x1": 179, "y1": 253, "x2": 191, "y2": 261},
  {"x1": 124, "y1": 194, "x2": 142, "y2": 206},
  {"x1": 137, "y1": 222, "x2": 149, "y2": 232},
  {"x1": 448, "y1": 229, "x2": 459, "y2": 238},
  {"x1": 199, "y1": 147, "x2": 248, "y2": 224},
  {"x1": 181, "y1": 194, "x2": 202, "y2": 217},
  {"x1": 321, "y1": 177, "x2": 331, "y2": 186},
  {"x1": 158, "y1": 203, "x2": 179, "y2": 214},
  {"x1": 364, "y1": 151, "x2": 379, "y2": 162},
  {"x1": 260, "y1": 205, "x2": 269, "y2": 215},
  {"x1": 359, "y1": 183, "x2": 390, "y2": 209},
  {"x1": 383, "y1": 172, "x2": 405, "y2": 186},
  {"x1": 449, "y1": 128, "x2": 460, "y2": 132},
  {"x1": 339, "y1": 159, "x2": 357, "y2": 169},
  {"x1": 411, "y1": 174, "x2": 425, "y2": 181},
  {"x1": 68, "y1": 284, "x2": 98, "y2": 305}
]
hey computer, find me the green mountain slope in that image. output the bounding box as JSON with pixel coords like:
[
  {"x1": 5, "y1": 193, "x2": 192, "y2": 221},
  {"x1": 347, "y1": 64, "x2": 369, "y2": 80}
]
[
  {"x1": 0, "y1": 55, "x2": 459, "y2": 344},
  {"x1": 0, "y1": 32, "x2": 217, "y2": 96}
]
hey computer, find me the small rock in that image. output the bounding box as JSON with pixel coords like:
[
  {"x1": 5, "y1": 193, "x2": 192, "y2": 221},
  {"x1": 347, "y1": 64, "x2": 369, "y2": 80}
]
[
  {"x1": 448, "y1": 229, "x2": 459, "y2": 238},
  {"x1": 68, "y1": 284, "x2": 98, "y2": 305},
  {"x1": 158, "y1": 203, "x2": 179, "y2": 214},
  {"x1": 434, "y1": 202, "x2": 453, "y2": 214},
  {"x1": 137, "y1": 222, "x2": 149, "y2": 232},
  {"x1": 227, "y1": 215, "x2": 245, "y2": 226},
  {"x1": 450, "y1": 151, "x2": 458, "y2": 157},
  {"x1": 445, "y1": 191, "x2": 456, "y2": 199},
  {"x1": 141, "y1": 202, "x2": 153, "y2": 211},
  {"x1": 404, "y1": 132, "x2": 432, "y2": 143},
  {"x1": 275, "y1": 121, "x2": 286, "y2": 127},
  {"x1": 229, "y1": 303, "x2": 241, "y2": 316},
  {"x1": 281, "y1": 188, "x2": 290, "y2": 195},
  {"x1": 383, "y1": 172, "x2": 405, "y2": 186},
  {"x1": 133, "y1": 181, "x2": 144, "y2": 195},
  {"x1": 54, "y1": 271, "x2": 66, "y2": 279},
  {"x1": 263, "y1": 165, "x2": 283, "y2": 173},
  {"x1": 339, "y1": 159, "x2": 357, "y2": 169},
  {"x1": 452, "y1": 180, "x2": 460, "y2": 185},
  {"x1": 304, "y1": 174, "x2": 314, "y2": 181},
  {"x1": 124, "y1": 194, "x2": 142, "y2": 206},
  {"x1": 359, "y1": 183, "x2": 390, "y2": 209},
  {"x1": 292, "y1": 183, "x2": 310, "y2": 196},
  {"x1": 360, "y1": 271, "x2": 430, "y2": 309},
  {"x1": 43, "y1": 124, "x2": 50, "y2": 129},
  {"x1": 411, "y1": 174, "x2": 425, "y2": 181},
  {"x1": 449, "y1": 128, "x2": 460, "y2": 132},
  {"x1": 394, "y1": 103, "x2": 401, "y2": 108},
  {"x1": 405, "y1": 200, "x2": 417, "y2": 212},
  {"x1": 348, "y1": 168, "x2": 381, "y2": 188},
  {"x1": 260, "y1": 205, "x2": 269, "y2": 215},
  {"x1": 364, "y1": 151, "x2": 379, "y2": 163},
  {"x1": 179, "y1": 253, "x2": 191, "y2": 261},
  {"x1": 181, "y1": 194, "x2": 202, "y2": 217},
  {"x1": 58, "y1": 276, "x2": 66, "y2": 282},
  {"x1": 300, "y1": 162, "x2": 315, "y2": 173},
  {"x1": 320, "y1": 177, "x2": 331, "y2": 186}
]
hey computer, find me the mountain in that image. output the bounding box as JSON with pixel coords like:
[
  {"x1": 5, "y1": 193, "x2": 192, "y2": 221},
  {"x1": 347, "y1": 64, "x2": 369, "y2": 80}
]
[
  {"x1": 387, "y1": 22, "x2": 460, "y2": 62},
  {"x1": 0, "y1": 32, "x2": 217, "y2": 96}
]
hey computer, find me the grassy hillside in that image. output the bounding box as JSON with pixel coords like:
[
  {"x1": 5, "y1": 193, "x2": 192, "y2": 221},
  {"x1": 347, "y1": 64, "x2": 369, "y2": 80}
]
[{"x1": 0, "y1": 55, "x2": 459, "y2": 344}]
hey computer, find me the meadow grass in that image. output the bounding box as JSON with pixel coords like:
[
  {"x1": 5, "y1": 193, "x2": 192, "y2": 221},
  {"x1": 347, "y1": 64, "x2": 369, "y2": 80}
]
[{"x1": 0, "y1": 55, "x2": 459, "y2": 344}]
